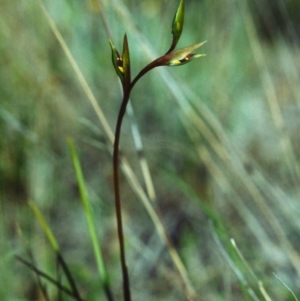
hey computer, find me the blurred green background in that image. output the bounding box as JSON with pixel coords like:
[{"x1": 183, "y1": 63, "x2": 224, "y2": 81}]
[{"x1": 1, "y1": 0, "x2": 300, "y2": 300}]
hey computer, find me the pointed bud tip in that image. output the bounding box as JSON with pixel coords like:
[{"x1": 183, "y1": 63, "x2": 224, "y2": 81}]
[
  {"x1": 168, "y1": 0, "x2": 185, "y2": 53},
  {"x1": 193, "y1": 54, "x2": 206, "y2": 58},
  {"x1": 122, "y1": 33, "x2": 131, "y2": 86}
]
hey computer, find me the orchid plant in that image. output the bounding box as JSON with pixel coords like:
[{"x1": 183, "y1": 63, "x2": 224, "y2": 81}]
[{"x1": 109, "y1": 0, "x2": 205, "y2": 300}]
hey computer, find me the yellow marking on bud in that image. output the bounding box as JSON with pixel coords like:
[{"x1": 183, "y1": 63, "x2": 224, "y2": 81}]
[{"x1": 117, "y1": 57, "x2": 124, "y2": 74}]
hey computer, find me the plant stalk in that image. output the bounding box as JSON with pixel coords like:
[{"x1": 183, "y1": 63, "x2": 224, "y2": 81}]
[
  {"x1": 113, "y1": 90, "x2": 132, "y2": 301},
  {"x1": 112, "y1": 51, "x2": 183, "y2": 301}
]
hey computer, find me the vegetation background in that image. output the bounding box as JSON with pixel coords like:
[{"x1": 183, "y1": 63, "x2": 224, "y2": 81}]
[{"x1": 1, "y1": 0, "x2": 300, "y2": 300}]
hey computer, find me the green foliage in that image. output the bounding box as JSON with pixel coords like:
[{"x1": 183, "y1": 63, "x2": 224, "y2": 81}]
[
  {"x1": 68, "y1": 137, "x2": 113, "y2": 300},
  {"x1": 28, "y1": 201, "x2": 60, "y2": 252}
]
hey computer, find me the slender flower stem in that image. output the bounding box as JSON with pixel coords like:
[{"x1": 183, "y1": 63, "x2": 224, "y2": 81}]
[
  {"x1": 113, "y1": 90, "x2": 131, "y2": 301},
  {"x1": 111, "y1": 4, "x2": 204, "y2": 298},
  {"x1": 113, "y1": 50, "x2": 204, "y2": 301},
  {"x1": 113, "y1": 66, "x2": 155, "y2": 301},
  {"x1": 112, "y1": 59, "x2": 172, "y2": 301},
  {"x1": 130, "y1": 60, "x2": 160, "y2": 91}
]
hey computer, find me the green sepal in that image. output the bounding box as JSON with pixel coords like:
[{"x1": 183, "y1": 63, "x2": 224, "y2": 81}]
[
  {"x1": 122, "y1": 34, "x2": 131, "y2": 90},
  {"x1": 158, "y1": 41, "x2": 206, "y2": 67},
  {"x1": 168, "y1": 0, "x2": 185, "y2": 53},
  {"x1": 109, "y1": 39, "x2": 124, "y2": 80}
]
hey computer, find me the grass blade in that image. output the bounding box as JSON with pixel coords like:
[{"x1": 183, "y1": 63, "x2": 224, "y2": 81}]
[
  {"x1": 16, "y1": 255, "x2": 74, "y2": 298},
  {"x1": 67, "y1": 137, "x2": 113, "y2": 301},
  {"x1": 28, "y1": 201, "x2": 83, "y2": 300},
  {"x1": 28, "y1": 201, "x2": 59, "y2": 252}
]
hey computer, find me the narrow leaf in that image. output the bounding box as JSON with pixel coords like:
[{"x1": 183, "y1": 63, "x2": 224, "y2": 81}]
[
  {"x1": 67, "y1": 138, "x2": 111, "y2": 293},
  {"x1": 27, "y1": 201, "x2": 83, "y2": 300},
  {"x1": 28, "y1": 201, "x2": 59, "y2": 252},
  {"x1": 16, "y1": 256, "x2": 74, "y2": 297}
]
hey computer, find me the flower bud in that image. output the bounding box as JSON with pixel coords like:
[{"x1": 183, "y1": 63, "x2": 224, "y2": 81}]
[
  {"x1": 168, "y1": 0, "x2": 185, "y2": 53},
  {"x1": 162, "y1": 41, "x2": 206, "y2": 66},
  {"x1": 109, "y1": 35, "x2": 131, "y2": 90},
  {"x1": 122, "y1": 34, "x2": 131, "y2": 90}
]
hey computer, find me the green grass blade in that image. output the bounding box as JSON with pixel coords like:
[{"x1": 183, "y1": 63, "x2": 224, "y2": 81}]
[
  {"x1": 28, "y1": 201, "x2": 59, "y2": 252},
  {"x1": 67, "y1": 138, "x2": 110, "y2": 291},
  {"x1": 28, "y1": 201, "x2": 83, "y2": 300}
]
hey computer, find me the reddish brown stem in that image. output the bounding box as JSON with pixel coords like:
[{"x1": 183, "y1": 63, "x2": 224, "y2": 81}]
[
  {"x1": 113, "y1": 90, "x2": 131, "y2": 301},
  {"x1": 113, "y1": 60, "x2": 162, "y2": 301}
]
